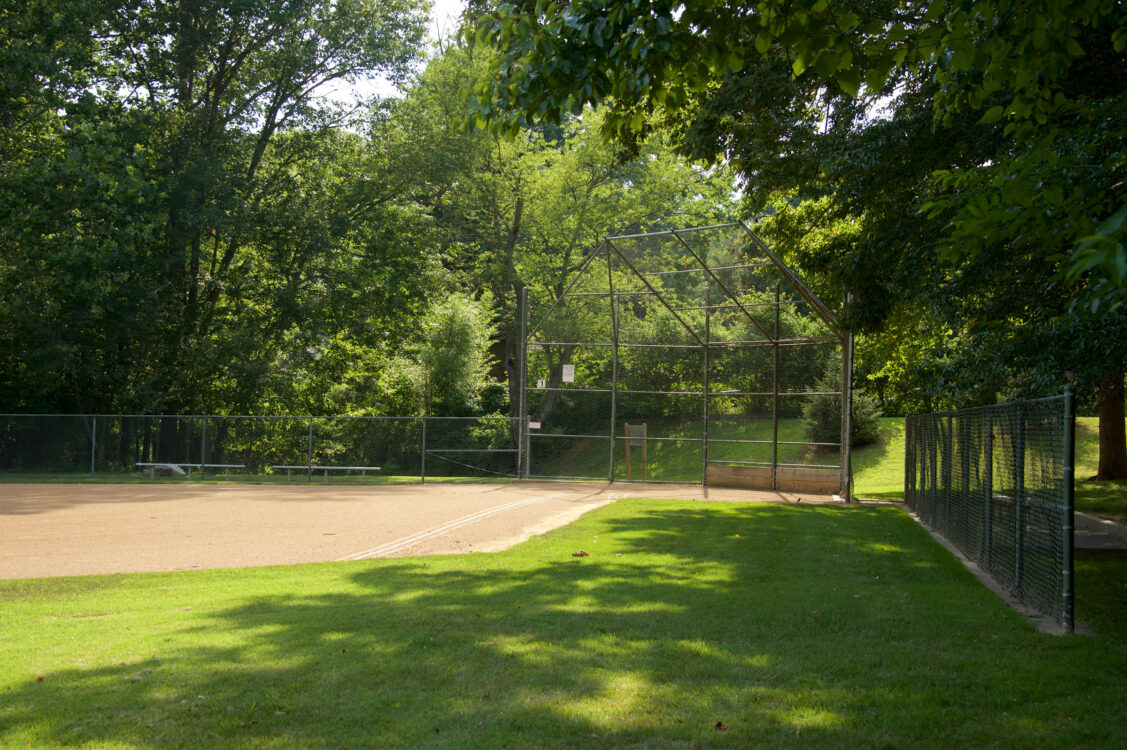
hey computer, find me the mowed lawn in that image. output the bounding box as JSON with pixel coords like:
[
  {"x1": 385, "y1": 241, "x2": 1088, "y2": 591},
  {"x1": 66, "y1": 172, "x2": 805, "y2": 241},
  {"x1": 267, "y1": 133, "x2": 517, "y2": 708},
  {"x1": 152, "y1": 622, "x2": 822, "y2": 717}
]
[{"x1": 2, "y1": 499, "x2": 1125, "y2": 749}]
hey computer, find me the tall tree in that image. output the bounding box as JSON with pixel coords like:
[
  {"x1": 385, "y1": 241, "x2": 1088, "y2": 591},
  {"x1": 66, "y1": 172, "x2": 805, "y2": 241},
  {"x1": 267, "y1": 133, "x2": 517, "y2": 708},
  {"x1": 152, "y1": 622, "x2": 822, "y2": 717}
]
[
  {"x1": 0, "y1": 0, "x2": 435, "y2": 414},
  {"x1": 378, "y1": 45, "x2": 739, "y2": 415},
  {"x1": 464, "y1": 0, "x2": 1127, "y2": 477}
]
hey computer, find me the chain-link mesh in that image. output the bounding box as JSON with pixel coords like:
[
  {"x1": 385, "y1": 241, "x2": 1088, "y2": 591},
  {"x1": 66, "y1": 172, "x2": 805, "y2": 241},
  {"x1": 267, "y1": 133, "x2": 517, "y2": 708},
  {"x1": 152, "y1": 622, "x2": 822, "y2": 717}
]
[
  {"x1": 904, "y1": 394, "x2": 1075, "y2": 629},
  {"x1": 2, "y1": 223, "x2": 847, "y2": 494},
  {"x1": 523, "y1": 223, "x2": 846, "y2": 492},
  {"x1": 0, "y1": 414, "x2": 519, "y2": 483}
]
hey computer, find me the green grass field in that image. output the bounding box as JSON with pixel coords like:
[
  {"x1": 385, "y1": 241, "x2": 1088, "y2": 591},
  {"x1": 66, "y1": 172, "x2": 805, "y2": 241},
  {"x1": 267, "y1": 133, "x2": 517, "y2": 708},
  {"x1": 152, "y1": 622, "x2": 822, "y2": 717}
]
[{"x1": 2, "y1": 499, "x2": 1125, "y2": 749}]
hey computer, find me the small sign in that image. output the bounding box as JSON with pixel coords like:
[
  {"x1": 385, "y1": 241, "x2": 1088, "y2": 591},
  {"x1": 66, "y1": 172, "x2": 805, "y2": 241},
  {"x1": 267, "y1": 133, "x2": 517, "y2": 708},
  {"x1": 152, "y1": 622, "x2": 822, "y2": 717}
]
[
  {"x1": 529, "y1": 422, "x2": 541, "y2": 429},
  {"x1": 529, "y1": 344, "x2": 543, "y2": 351},
  {"x1": 536, "y1": 379, "x2": 546, "y2": 389},
  {"x1": 561, "y1": 364, "x2": 575, "y2": 383}
]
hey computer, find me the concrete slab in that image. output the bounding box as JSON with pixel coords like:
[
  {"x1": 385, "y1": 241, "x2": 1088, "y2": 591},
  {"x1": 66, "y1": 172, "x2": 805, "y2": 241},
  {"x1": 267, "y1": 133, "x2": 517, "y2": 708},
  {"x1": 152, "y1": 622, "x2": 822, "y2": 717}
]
[{"x1": 1075, "y1": 512, "x2": 1127, "y2": 560}]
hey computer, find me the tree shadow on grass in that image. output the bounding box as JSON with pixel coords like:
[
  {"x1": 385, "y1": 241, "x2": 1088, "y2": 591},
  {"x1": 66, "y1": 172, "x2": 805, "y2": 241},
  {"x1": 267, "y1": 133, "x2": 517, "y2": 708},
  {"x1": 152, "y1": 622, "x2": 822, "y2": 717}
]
[{"x1": 2, "y1": 503, "x2": 1126, "y2": 748}]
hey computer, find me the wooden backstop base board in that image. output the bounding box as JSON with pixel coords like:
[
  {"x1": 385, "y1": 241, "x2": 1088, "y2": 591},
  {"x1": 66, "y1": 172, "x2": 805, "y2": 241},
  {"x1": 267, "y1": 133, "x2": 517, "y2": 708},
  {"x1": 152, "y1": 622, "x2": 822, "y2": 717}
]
[{"x1": 706, "y1": 464, "x2": 841, "y2": 494}]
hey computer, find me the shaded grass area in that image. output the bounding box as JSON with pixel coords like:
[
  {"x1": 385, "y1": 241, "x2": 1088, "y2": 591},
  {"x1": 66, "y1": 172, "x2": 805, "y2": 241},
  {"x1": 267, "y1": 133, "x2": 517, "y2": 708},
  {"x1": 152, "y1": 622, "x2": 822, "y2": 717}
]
[
  {"x1": 2, "y1": 500, "x2": 1126, "y2": 749},
  {"x1": 1076, "y1": 559, "x2": 1127, "y2": 641},
  {"x1": 1076, "y1": 480, "x2": 1127, "y2": 525},
  {"x1": 1075, "y1": 417, "x2": 1127, "y2": 524}
]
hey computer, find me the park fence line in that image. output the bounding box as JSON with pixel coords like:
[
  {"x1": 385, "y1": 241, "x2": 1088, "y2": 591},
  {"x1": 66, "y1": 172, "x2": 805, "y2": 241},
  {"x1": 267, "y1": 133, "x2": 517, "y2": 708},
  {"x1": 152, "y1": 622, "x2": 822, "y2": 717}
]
[
  {"x1": 0, "y1": 413, "x2": 522, "y2": 483},
  {"x1": 904, "y1": 391, "x2": 1075, "y2": 631}
]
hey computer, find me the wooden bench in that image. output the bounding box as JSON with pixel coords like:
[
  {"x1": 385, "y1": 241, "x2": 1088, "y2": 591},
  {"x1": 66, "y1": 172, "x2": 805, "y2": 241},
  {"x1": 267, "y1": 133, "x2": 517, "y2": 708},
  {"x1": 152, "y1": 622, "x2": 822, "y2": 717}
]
[
  {"x1": 136, "y1": 462, "x2": 245, "y2": 479},
  {"x1": 271, "y1": 465, "x2": 381, "y2": 482}
]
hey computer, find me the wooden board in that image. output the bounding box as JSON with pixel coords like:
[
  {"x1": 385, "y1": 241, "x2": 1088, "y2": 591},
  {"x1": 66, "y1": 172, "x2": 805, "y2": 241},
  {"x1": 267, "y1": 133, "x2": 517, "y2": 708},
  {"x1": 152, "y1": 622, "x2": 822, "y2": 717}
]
[{"x1": 706, "y1": 464, "x2": 841, "y2": 494}]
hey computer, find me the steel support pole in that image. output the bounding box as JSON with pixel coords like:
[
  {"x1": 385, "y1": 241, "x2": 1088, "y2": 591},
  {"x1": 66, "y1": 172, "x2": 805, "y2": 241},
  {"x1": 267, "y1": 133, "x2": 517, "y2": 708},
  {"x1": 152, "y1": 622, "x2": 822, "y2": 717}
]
[
  {"x1": 943, "y1": 415, "x2": 953, "y2": 537},
  {"x1": 903, "y1": 417, "x2": 911, "y2": 506},
  {"x1": 518, "y1": 286, "x2": 529, "y2": 479},
  {"x1": 307, "y1": 417, "x2": 314, "y2": 483},
  {"x1": 90, "y1": 416, "x2": 97, "y2": 479},
  {"x1": 929, "y1": 416, "x2": 938, "y2": 524},
  {"x1": 201, "y1": 416, "x2": 208, "y2": 481},
  {"x1": 840, "y1": 330, "x2": 854, "y2": 501},
  {"x1": 421, "y1": 418, "x2": 427, "y2": 484},
  {"x1": 609, "y1": 294, "x2": 620, "y2": 483},
  {"x1": 771, "y1": 283, "x2": 780, "y2": 491},
  {"x1": 1014, "y1": 403, "x2": 1026, "y2": 592},
  {"x1": 1062, "y1": 387, "x2": 1075, "y2": 632},
  {"x1": 701, "y1": 284, "x2": 710, "y2": 486},
  {"x1": 984, "y1": 409, "x2": 994, "y2": 571}
]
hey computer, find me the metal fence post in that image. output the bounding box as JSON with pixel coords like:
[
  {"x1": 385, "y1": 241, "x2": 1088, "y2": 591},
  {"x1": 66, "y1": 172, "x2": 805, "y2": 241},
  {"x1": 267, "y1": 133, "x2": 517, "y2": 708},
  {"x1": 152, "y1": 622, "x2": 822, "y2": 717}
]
[
  {"x1": 307, "y1": 417, "x2": 314, "y2": 483},
  {"x1": 1062, "y1": 386, "x2": 1075, "y2": 633},
  {"x1": 943, "y1": 415, "x2": 953, "y2": 536},
  {"x1": 608, "y1": 249, "x2": 618, "y2": 484},
  {"x1": 200, "y1": 415, "x2": 208, "y2": 481},
  {"x1": 702, "y1": 284, "x2": 711, "y2": 487},
  {"x1": 903, "y1": 416, "x2": 912, "y2": 507},
  {"x1": 1014, "y1": 403, "x2": 1026, "y2": 593},
  {"x1": 770, "y1": 283, "x2": 779, "y2": 491},
  {"x1": 842, "y1": 331, "x2": 854, "y2": 501},
  {"x1": 420, "y1": 418, "x2": 427, "y2": 484},
  {"x1": 928, "y1": 416, "x2": 938, "y2": 526},
  {"x1": 960, "y1": 413, "x2": 971, "y2": 550},
  {"x1": 984, "y1": 409, "x2": 994, "y2": 572},
  {"x1": 518, "y1": 286, "x2": 528, "y2": 479},
  {"x1": 90, "y1": 415, "x2": 97, "y2": 479}
]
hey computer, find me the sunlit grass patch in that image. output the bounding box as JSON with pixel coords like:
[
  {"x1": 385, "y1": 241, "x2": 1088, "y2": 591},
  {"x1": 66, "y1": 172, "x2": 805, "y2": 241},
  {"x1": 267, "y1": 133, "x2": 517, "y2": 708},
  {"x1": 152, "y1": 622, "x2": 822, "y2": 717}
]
[{"x1": 1, "y1": 499, "x2": 1125, "y2": 748}]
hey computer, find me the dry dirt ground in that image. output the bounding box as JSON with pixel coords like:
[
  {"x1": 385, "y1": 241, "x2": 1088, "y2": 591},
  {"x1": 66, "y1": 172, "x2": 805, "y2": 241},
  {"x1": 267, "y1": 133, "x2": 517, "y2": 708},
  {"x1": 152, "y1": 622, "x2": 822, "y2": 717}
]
[{"x1": 0, "y1": 481, "x2": 836, "y2": 579}]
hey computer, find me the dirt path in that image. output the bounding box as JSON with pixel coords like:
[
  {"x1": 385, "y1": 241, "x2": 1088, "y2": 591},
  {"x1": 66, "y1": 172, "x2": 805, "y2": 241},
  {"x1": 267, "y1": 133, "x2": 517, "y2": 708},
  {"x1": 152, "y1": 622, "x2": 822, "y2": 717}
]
[{"x1": 0, "y1": 481, "x2": 833, "y2": 579}]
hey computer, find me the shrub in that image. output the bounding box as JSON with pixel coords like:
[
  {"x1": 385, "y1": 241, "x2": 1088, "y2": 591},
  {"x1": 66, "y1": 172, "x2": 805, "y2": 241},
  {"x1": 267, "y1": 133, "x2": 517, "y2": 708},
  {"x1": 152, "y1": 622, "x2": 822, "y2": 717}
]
[
  {"x1": 414, "y1": 293, "x2": 497, "y2": 416},
  {"x1": 803, "y1": 363, "x2": 883, "y2": 449}
]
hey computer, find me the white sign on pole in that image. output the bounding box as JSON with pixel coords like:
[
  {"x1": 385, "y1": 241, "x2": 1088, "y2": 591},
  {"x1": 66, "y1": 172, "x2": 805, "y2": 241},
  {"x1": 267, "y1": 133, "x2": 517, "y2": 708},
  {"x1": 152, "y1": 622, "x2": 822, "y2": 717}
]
[
  {"x1": 561, "y1": 364, "x2": 575, "y2": 383},
  {"x1": 536, "y1": 379, "x2": 546, "y2": 389},
  {"x1": 529, "y1": 422, "x2": 541, "y2": 429}
]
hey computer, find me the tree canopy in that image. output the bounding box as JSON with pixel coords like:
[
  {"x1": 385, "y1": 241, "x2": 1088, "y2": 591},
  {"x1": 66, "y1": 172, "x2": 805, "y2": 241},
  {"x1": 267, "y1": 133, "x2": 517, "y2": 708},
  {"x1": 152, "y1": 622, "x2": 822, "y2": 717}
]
[{"x1": 465, "y1": 0, "x2": 1127, "y2": 477}]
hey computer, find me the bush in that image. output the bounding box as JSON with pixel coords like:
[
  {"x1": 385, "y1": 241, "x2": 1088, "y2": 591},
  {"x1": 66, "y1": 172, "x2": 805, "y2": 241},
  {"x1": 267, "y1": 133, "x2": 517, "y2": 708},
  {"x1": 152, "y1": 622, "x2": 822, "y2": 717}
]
[
  {"x1": 803, "y1": 363, "x2": 883, "y2": 449},
  {"x1": 414, "y1": 293, "x2": 497, "y2": 416}
]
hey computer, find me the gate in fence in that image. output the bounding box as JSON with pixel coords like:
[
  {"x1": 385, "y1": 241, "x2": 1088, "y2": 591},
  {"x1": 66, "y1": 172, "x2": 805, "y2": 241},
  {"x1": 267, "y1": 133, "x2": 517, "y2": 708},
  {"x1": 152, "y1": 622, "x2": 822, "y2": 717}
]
[
  {"x1": 904, "y1": 391, "x2": 1076, "y2": 630},
  {"x1": 519, "y1": 222, "x2": 853, "y2": 496}
]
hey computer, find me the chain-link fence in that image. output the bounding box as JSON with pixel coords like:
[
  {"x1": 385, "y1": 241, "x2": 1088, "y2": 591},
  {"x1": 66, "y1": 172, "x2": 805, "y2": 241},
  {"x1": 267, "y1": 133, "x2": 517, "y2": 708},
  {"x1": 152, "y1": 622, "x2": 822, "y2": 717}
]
[
  {"x1": 521, "y1": 222, "x2": 851, "y2": 494},
  {"x1": 0, "y1": 414, "x2": 519, "y2": 483},
  {"x1": 2, "y1": 224, "x2": 849, "y2": 495},
  {"x1": 904, "y1": 392, "x2": 1076, "y2": 630}
]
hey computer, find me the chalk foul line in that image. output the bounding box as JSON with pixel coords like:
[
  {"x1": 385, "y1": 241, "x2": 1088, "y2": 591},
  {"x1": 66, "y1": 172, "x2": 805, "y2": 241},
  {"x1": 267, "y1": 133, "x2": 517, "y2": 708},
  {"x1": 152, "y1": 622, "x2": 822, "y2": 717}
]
[{"x1": 339, "y1": 492, "x2": 570, "y2": 561}]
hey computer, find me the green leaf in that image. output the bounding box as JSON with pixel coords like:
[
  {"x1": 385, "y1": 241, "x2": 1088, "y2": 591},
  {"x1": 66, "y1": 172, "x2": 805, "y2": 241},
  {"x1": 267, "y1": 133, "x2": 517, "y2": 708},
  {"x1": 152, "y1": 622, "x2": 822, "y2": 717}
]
[
  {"x1": 836, "y1": 69, "x2": 860, "y2": 96},
  {"x1": 978, "y1": 106, "x2": 1004, "y2": 124}
]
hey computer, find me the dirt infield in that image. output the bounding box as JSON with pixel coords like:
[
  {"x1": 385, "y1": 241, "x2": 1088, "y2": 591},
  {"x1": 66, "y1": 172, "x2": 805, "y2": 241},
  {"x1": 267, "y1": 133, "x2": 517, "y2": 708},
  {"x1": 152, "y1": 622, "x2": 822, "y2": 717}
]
[{"x1": 0, "y1": 481, "x2": 834, "y2": 579}]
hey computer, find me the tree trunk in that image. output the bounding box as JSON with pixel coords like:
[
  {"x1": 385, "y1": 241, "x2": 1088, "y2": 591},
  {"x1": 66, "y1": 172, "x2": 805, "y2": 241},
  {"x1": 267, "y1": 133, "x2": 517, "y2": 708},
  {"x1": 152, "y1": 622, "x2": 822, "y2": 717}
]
[{"x1": 1096, "y1": 373, "x2": 1127, "y2": 480}]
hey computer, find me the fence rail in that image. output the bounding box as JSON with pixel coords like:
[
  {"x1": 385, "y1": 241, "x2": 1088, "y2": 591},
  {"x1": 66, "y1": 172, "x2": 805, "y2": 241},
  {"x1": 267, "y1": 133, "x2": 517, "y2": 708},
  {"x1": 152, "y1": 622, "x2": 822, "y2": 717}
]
[
  {"x1": 904, "y1": 391, "x2": 1075, "y2": 630},
  {"x1": 0, "y1": 414, "x2": 521, "y2": 484}
]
